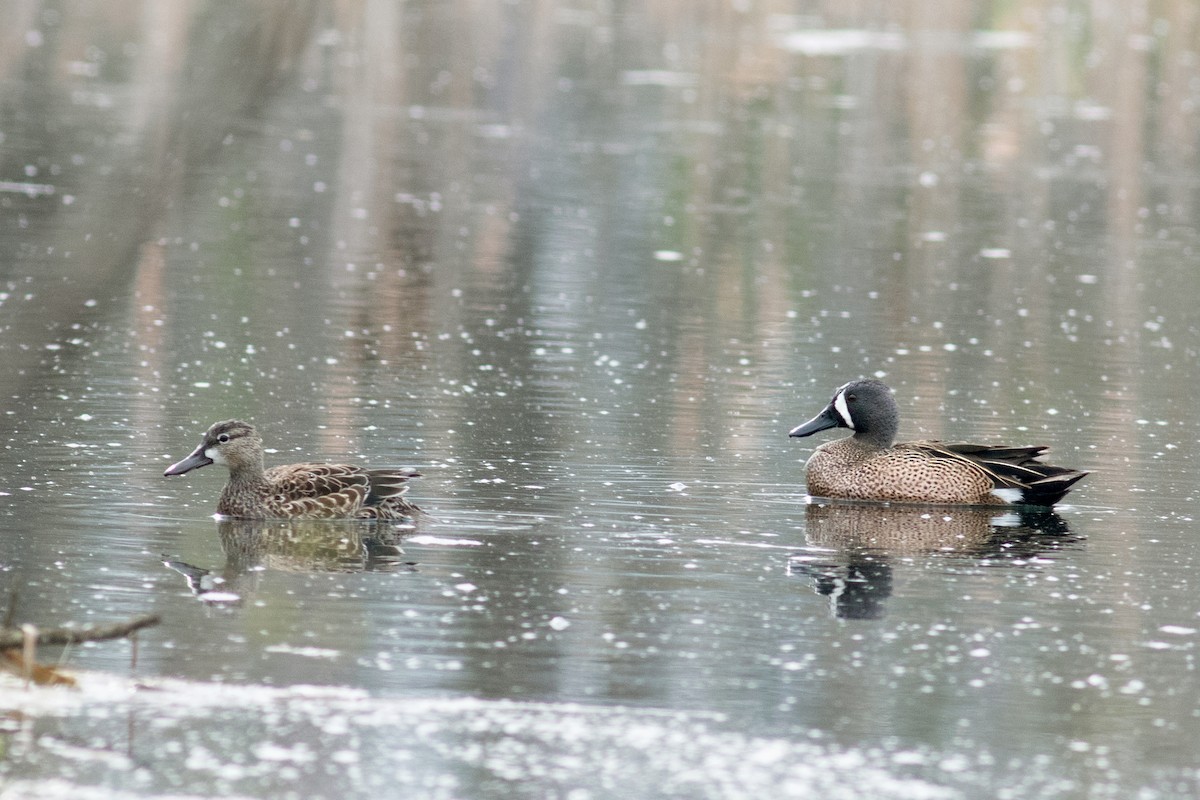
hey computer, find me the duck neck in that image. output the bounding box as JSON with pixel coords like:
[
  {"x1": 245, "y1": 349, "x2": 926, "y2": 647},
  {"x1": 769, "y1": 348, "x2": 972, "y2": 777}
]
[
  {"x1": 853, "y1": 421, "x2": 897, "y2": 451},
  {"x1": 226, "y1": 457, "x2": 268, "y2": 488}
]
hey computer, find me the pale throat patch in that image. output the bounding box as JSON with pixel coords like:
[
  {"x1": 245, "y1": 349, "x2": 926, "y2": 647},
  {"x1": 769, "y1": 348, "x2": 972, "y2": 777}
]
[
  {"x1": 833, "y1": 390, "x2": 855, "y2": 429},
  {"x1": 205, "y1": 447, "x2": 227, "y2": 465}
]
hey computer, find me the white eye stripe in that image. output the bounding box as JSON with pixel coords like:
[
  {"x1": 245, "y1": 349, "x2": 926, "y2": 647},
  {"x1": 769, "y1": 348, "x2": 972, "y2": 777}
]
[{"x1": 833, "y1": 390, "x2": 855, "y2": 429}]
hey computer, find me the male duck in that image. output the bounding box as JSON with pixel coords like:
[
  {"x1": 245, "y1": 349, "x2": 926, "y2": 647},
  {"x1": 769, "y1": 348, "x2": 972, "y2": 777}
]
[
  {"x1": 789, "y1": 380, "x2": 1086, "y2": 507},
  {"x1": 164, "y1": 420, "x2": 421, "y2": 519}
]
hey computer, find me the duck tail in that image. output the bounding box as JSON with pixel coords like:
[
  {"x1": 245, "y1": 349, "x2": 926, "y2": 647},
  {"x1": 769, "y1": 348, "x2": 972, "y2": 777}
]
[{"x1": 1017, "y1": 469, "x2": 1089, "y2": 507}]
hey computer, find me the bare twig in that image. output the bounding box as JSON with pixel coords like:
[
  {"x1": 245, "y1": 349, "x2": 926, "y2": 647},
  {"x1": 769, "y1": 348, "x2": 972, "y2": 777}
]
[{"x1": 0, "y1": 614, "x2": 161, "y2": 651}]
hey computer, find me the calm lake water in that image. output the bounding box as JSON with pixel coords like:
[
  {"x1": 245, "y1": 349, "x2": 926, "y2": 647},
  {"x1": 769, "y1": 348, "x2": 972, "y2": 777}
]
[{"x1": 3, "y1": 2, "x2": 1200, "y2": 798}]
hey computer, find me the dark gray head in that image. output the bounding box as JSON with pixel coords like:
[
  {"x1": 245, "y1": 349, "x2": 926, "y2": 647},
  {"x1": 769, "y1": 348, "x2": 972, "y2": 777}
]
[
  {"x1": 788, "y1": 379, "x2": 900, "y2": 449},
  {"x1": 164, "y1": 420, "x2": 263, "y2": 477}
]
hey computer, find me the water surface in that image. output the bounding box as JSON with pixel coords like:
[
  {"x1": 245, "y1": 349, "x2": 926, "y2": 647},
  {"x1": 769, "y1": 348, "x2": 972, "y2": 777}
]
[{"x1": 3, "y1": 2, "x2": 1200, "y2": 798}]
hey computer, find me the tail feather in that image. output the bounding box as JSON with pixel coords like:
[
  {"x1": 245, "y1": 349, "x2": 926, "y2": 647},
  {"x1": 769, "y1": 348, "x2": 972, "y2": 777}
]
[
  {"x1": 365, "y1": 468, "x2": 421, "y2": 511},
  {"x1": 1020, "y1": 470, "x2": 1088, "y2": 507}
]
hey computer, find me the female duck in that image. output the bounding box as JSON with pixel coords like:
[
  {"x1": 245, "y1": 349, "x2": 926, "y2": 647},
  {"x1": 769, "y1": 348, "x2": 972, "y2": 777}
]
[
  {"x1": 165, "y1": 420, "x2": 421, "y2": 519},
  {"x1": 789, "y1": 380, "x2": 1086, "y2": 506}
]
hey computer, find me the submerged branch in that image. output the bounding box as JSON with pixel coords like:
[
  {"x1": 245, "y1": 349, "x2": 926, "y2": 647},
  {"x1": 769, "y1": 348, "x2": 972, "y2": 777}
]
[{"x1": 0, "y1": 614, "x2": 161, "y2": 650}]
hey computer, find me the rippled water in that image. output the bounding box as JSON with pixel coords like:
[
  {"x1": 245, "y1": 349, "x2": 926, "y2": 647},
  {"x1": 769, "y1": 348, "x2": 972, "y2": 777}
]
[{"x1": 4, "y1": 2, "x2": 1200, "y2": 798}]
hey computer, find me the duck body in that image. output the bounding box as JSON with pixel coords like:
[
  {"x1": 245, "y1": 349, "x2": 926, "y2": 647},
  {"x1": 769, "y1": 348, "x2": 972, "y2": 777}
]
[
  {"x1": 790, "y1": 380, "x2": 1087, "y2": 507},
  {"x1": 165, "y1": 420, "x2": 420, "y2": 520}
]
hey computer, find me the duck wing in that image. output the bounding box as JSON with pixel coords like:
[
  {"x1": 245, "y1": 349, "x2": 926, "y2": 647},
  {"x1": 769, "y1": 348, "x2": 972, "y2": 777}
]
[
  {"x1": 348, "y1": 467, "x2": 422, "y2": 518},
  {"x1": 263, "y1": 463, "x2": 372, "y2": 518},
  {"x1": 263, "y1": 463, "x2": 422, "y2": 518},
  {"x1": 364, "y1": 467, "x2": 421, "y2": 506},
  {"x1": 906, "y1": 442, "x2": 1088, "y2": 507}
]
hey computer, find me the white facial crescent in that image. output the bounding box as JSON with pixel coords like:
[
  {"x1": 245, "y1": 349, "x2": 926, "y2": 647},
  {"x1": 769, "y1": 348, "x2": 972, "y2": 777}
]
[{"x1": 833, "y1": 390, "x2": 855, "y2": 430}]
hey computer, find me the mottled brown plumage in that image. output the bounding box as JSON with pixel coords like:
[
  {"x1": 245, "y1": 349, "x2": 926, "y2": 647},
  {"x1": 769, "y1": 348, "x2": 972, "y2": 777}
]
[
  {"x1": 789, "y1": 380, "x2": 1087, "y2": 507},
  {"x1": 164, "y1": 420, "x2": 421, "y2": 519}
]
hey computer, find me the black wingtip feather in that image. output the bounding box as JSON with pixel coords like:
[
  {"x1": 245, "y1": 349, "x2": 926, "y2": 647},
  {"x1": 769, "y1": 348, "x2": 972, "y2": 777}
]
[{"x1": 1019, "y1": 470, "x2": 1089, "y2": 507}]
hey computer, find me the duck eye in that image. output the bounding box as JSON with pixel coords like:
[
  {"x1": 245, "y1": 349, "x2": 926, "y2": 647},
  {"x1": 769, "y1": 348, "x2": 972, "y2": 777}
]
[
  {"x1": 217, "y1": 433, "x2": 230, "y2": 443},
  {"x1": 847, "y1": 394, "x2": 857, "y2": 402}
]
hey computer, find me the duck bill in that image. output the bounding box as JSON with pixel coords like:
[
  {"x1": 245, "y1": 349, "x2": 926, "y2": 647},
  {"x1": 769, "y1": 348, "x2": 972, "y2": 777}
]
[
  {"x1": 164, "y1": 445, "x2": 213, "y2": 476},
  {"x1": 789, "y1": 405, "x2": 841, "y2": 438}
]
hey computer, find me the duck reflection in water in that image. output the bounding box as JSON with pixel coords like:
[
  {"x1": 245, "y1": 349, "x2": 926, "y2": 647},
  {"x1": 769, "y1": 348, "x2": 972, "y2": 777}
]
[
  {"x1": 788, "y1": 502, "x2": 1080, "y2": 619},
  {"x1": 163, "y1": 519, "x2": 417, "y2": 605}
]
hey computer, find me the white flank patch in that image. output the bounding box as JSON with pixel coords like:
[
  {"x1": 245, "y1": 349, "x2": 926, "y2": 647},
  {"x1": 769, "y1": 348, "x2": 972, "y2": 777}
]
[
  {"x1": 205, "y1": 447, "x2": 226, "y2": 465},
  {"x1": 990, "y1": 487, "x2": 1024, "y2": 504},
  {"x1": 833, "y1": 390, "x2": 855, "y2": 429}
]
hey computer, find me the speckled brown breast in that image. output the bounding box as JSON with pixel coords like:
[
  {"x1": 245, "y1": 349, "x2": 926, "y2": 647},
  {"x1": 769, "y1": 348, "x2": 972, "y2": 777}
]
[{"x1": 804, "y1": 438, "x2": 1003, "y2": 505}]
